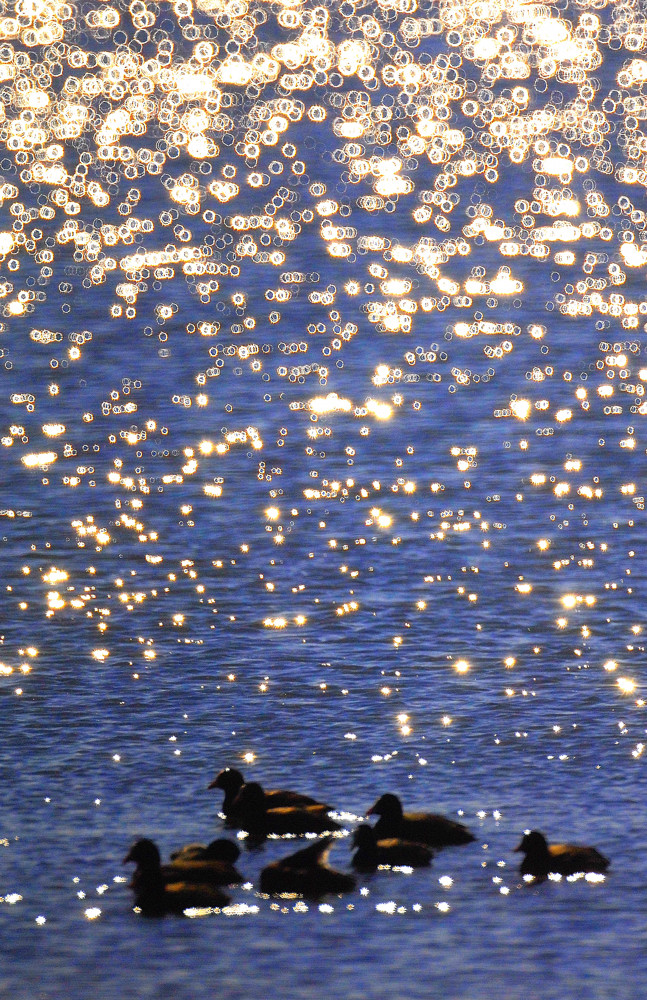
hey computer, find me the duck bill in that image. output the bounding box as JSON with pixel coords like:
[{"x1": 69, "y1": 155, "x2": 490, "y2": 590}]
[
  {"x1": 366, "y1": 806, "x2": 375, "y2": 816},
  {"x1": 207, "y1": 777, "x2": 222, "y2": 789}
]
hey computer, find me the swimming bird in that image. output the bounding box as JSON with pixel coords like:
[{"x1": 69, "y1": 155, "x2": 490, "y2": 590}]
[
  {"x1": 170, "y1": 838, "x2": 241, "y2": 863},
  {"x1": 209, "y1": 767, "x2": 329, "y2": 816},
  {"x1": 514, "y1": 830, "x2": 610, "y2": 880},
  {"x1": 123, "y1": 838, "x2": 231, "y2": 916},
  {"x1": 162, "y1": 843, "x2": 243, "y2": 887},
  {"x1": 367, "y1": 793, "x2": 475, "y2": 848},
  {"x1": 260, "y1": 837, "x2": 356, "y2": 897},
  {"x1": 227, "y1": 781, "x2": 341, "y2": 836},
  {"x1": 351, "y1": 824, "x2": 433, "y2": 871}
]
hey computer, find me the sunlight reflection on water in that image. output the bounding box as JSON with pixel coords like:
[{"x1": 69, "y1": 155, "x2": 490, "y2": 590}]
[{"x1": 1, "y1": 0, "x2": 647, "y2": 996}]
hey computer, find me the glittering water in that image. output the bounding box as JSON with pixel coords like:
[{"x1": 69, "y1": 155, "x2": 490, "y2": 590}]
[{"x1": 2, "y1": 0, "x2": 647, "y2": 996}]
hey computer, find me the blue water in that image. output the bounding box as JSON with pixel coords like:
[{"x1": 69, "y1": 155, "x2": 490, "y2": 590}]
[{"x1": 2, "y1": 1, "x2": 647, "y2": 996}]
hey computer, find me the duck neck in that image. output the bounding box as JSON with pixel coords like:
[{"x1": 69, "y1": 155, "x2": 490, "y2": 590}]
[
  {"x1": 374, "y1": 812, "x2": 398, "y2": 838},
  {"x1": 132, "y1": 864, "x2": 166, "y2": 913},
  {"x1": 358, "y1": 844, "x2": 379, "y2": 869}
]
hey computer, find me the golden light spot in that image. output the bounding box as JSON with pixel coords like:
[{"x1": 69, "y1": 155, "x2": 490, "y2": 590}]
[
  {"x1": 264, "y1": 617, "x2": 288, "y2": 629},
  {"x1": 510, "y1": 399, "x2": 531, "y2": 421},
  {"x1": 541, "y1": 156, "x2": 573, "y2": 178},
  {"x1": 22, "y1": 451, "x2": 57, "y2": 468},
  {"x1": 366, "y1": 399, "x2": 392, "y2": 420},
  {"x1": 308, "y1": 392, "x2": 351, "y2": 415}
]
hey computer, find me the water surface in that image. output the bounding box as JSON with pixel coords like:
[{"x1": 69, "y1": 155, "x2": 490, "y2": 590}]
[{"x1": 1, "y1": 1, "x2": 646, "y2": 996}]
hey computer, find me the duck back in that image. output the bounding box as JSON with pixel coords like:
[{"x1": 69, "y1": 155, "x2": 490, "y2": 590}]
[
  {"x1": 162, "y1": 859, "x2": 242, "y2": 887},
  {"x1": 371, "y1": 804, "x2": 474, "y2": 847},
  {"x1": 124, "y1": 838, "x2": 231, "y2": 915},
  {"x1": 352, "y1": 825, "x2": 433, "y2": 870},
  {"x1": 516, "y1": 831, "x2": 610, "y2": 879},
  {"x1": 230, "y1": 782, "x2": 340, "y2": 836},
  {"x1": 260, "y1": 839, "x2": 355, "y2": 897}
]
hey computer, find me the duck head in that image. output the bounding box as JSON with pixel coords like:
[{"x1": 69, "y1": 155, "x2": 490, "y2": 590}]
[
  {"x1": 232, "y1": 781, "x2": 266, "y2": 813},
  {"x1": 202, "y1": 838, "x2": 241, "y2": 862},
  {"x1": 208, "y1": 767, "x2": 245, "y2": 794},
  {"x1": 514, "y1": 830, "x2": 550, "y2": 858},
  {"x1": 352, "y1": 825, "x2": 377, "y2": 850},
  {"x1": 123, "y1": 838, "x2": 162, "y2": 869},
  {"x1": 367, "y1": 793, "x2": 403, "y2": 820}
]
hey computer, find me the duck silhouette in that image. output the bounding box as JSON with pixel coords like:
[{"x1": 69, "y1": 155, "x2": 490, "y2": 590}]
[
  {"x1": 367, "y1": 793, "x2": 475, "y2": 848},
  {"x1": 123, "y1": 838, "x2": 231, "y2": 916},
  {"x1": 351, "y1": 824, "x2": 433, "y2": 871},
  {"x1": 228, "y1": 781, "x2": 341, "y2": 837},
  {"x1": 209, "y1": 767, "x2": 329, "y2": 816},
  {"x1": 162, "y1": 845, "x2": 243, "y2": 887},
  {"x1": 514, "y1": 830, "x2": 610, "y2": 880},
  {"x1": 170, "y1": 838, "x2": 241, "y2": 863},
  {"x1": 260, "y1": 837, "x2": 356, "y2": 897}
]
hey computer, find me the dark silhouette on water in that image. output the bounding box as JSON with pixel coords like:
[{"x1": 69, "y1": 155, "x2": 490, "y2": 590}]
[
  {"x1": 123, "y1": 838, "x2": 231, "y2": 915},
  {"x1": 260, "y1": 837, "x2": 356, "y2": 897},
  {"x1": 170, "y1": 838, "x2": 241, "y2": 863},
  {"x1": 367, "y1": 793, "x2": 475, "y2": 848},
  {"x1": 514, "y1": 830, "x2": 610, "y2": 881},
  {"x1": 227, "y1": 781, "x2": 341, "y2": 836},
  {"x1": 162, "y1": 848, "x2": 243, "y2": 887},
  {"x1": 351, "y1": 824, "x2": 433, "y2": 871},
  {"x1": 209, "y1": 767, "x2": 330, "y2": 816}
]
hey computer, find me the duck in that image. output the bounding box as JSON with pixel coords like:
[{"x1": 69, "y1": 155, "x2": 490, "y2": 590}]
[
  {"x1": 514, "y1": 830, "x2": 610, "y2": 880},
  {"x1": 367, "y1": 793, "x2": 475, "y2": 848},
  {"x1": 260, "y1": 837, "x2": 356, "y2": 897},
  {"x1": 123, "y1": 838, "x2": 231, "y2": 916},
  {"x1": 351, "y1": 824, "x2": 433, "y2": 871},
  {"x1": 163, "y1": 840, "x2": 243, "y2": 887},
  {"x1": 170, "y1": 838, "x2": 241, "y2": 863},
  {"x1": 209, "y1": 767, "x2": 329, "y2": 816},
  {"x1": 228, "y1": 782, "x2": 341, "y2": 837}
]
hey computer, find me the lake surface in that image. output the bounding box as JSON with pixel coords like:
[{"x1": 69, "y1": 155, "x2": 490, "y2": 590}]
[{"x1": 2, "y1": 1, "x2": 647, "y2": 997}]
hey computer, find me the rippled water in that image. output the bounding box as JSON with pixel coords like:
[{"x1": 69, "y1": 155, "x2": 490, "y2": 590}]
[{"x1": 2, "y1": 0, "x2": 647, "y2": 996}]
